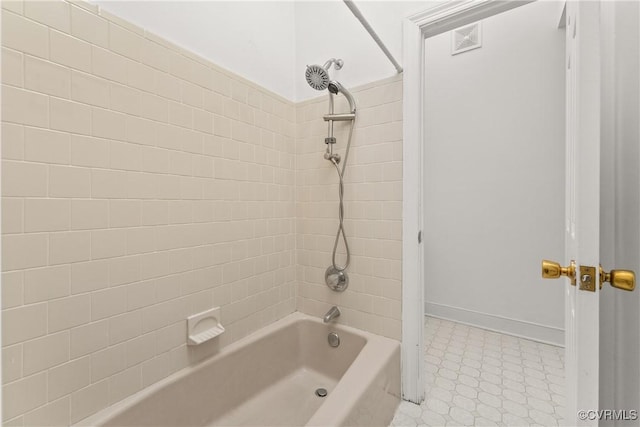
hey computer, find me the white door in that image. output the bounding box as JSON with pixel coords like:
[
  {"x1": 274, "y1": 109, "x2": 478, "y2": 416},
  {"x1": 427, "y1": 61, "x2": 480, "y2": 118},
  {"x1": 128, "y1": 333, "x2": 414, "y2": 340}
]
[
  {"x1": 563, "y1": 1, "x2": 600, "y2": 424},
  {"x1": 557, "y1": 1, "x2": 636, "y2": 424}
]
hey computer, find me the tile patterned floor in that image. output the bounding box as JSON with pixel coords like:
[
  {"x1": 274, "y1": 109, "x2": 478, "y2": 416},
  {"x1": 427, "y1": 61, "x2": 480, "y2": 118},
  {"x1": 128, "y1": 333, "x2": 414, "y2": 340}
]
[{"x1": 391, "y1": 317, "x2": 565, "y2": 426}]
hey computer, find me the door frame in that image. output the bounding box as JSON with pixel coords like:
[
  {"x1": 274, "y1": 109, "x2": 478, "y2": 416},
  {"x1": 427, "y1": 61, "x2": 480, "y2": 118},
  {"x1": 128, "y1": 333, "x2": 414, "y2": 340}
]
[{"x1": 401, "y1": 0, "x2": 535, "y2": 404}]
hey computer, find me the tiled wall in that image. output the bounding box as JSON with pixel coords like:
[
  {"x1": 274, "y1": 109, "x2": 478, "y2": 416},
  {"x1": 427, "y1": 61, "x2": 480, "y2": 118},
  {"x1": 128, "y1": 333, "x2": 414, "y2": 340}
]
[
  {"x1": 295, "y1": 75, "x2": 403, "y2": 341},
  {"x1": 1, "y1": 1, "x2": 297, "y2": 424}
]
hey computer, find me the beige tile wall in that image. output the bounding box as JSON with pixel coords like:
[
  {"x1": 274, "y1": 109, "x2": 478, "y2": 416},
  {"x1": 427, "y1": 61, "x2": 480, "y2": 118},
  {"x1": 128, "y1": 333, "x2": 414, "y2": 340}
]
[
  {"x1": 1, "y1": 0, "x2": 297, "y2": 424},
  {"x1": 295, "y1": 75, "x2": 403, "y2": 341}
]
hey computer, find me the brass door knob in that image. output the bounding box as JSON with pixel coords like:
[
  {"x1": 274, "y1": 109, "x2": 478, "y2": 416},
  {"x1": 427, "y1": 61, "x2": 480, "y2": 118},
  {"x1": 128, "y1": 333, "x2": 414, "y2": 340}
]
[
  {"x1": 599, "y1": 266, "x2": 636, "y2": 291},
  {"x1": 542, "y1": 259, "x2": 576, "y2": 286}
]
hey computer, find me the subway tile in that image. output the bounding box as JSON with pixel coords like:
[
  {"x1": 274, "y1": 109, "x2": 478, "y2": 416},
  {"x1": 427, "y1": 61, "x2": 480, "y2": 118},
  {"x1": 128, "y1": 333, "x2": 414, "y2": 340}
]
[
  {"x1": 24, "y1": 55, "x2": 71, "y2": 99},
  {"x1": 91, "y1": 45, "x2": 128, "y2": 84},
  {"x1": 108, "y1": 22, "x2": 142, "y2": 61},
  {"x1": 70, "y1": 320, "x2": 109, "y2": 358},
  {"x1": 109, "y1": 200, "x2": 141, "y2": 228},
  {"x1": 24, "y1": 265, "x2": 70, "y2": 304},
  {"x1": 126, "y1": 227, "x2": 156, "y2": 255},
  {"x1": 47, "y1": 356, "x2": 91, "y2": 401},
  {"x1": 2, "y1": 47, "x2": 24, "y2": 87},
  {"x1": 71, "y1": 259, "x2": 110, "y2": 294},
  {"x1": 110, "y1": 82, "x2": 141, "y2": 116},
  {"x1": 2, "y1": 122, "x2": 25, "y2": 160},
  {"x1": 108, "y1": 365, "x2": 142, "y2": 405},
  {"x1": 49, "y1": 165, "x2": 91, "y2": 197},
  {"x1": 139, "y1": 37, "x2": 170, "y2": 72},
  {"x1": 24, "y1": 127, "x2": 70, "y2": 164},
  {"x1": 2, "y1": 372, "x2": 47, "y2": 421},
  {"x1": 2, "y1": 233, "x2": 48, "y2": 271},
  {"x1": 70, "y1": 135, "x2": 109, "y2": 168},
  {"x1": 2, "y1": 197, "x2": 23, "y2": 234},
  {"x1": 49, "y1": 231, "x2": 91, "y2": 265},
  {"x1": 2, "y1": 85, "x2": 49, "y2": 127},
  {"x1": 3, "y1": 344, "x2": 23, "y2": 384},
  {"x1": 125, "y1": 116, "x2": 158, "y2": 146},
  {"x1": 125, "y1": 332, "x2": 156, "y2": 367},
  {"x1": 24, "y1": 198, "x2": 70, "y2": 232},
  {"x1": 22, "y1": 396, "x2": 70, "y2": 427},
  {"x1": 124, "y1": 172, "x2": 157, "y2": 200},
  {"x1": 125, "y1": 279, "x2": 156, "y2": 312},
  {"x1": 92, "y1": 107, "x2": 126, "y2": 141},
  {"x1": 91, "y1": 169, "x2": 128, "y2": 198},
  {"x1": 140, "y1": 146, "x2": 169, "y2": 174},
  {"x1": 155, "y1": 321, "x2": 184, "y2": 354},
  {"x1": 139, "y1": 251, "x2": 169, "y2": 280},
  {"x1": 70, "y1": 381, "x2": 109, "y2": 424},
  {"x1": 2, "y1": 271, "x2": 23, "y2": 309},
  {"x1": 70, "y1": 4, "x2": 108, "y2": 48},
  {"x1": 193, "y1": 109, "x2": 213, "y2": 134},
  {"x1": 2, "y1": 11, "x2": 49, "y2": 59},
  {"x1": 24, "y1": 0, "x2": 70, "y2": 32},
  {"x1": 181, "y1": 81, "x2": 203, "y2": 108},
  {"x1": 91, "y1": 344, "x2": 126, "y2": 383},
  {"x1": 2, "y1": 303, "x2": 47, "y2": 345},
  {"x1": 2, "y1": 0, "x2": 24, "y2": 15},
  {"x1": 50, "y1": 29, "x2": 91, "y2": 72},
  {"x1": 140, "y1": 92, "x2": 169, "y2": 122},
  {"x1": 91, "y1": 286, "x2": 127, "y2": 321},
  {"x1": 48, "y1": 294, "x2": 91, "y2": 333},
  {"x1": 70, "y1": 70, "x2": 110, "y2": 108},
  {"x1": 141, "y1": 354, "x2": 169, "y2": 388},
  {"x1": 109, "y1": 256, "x2": 140, "y2": 286},
  {"x1": 110, "y1": 141, "x2": 141, "y2": 171},
  {"x1": 141, "y1": 200, "x2": 169, "y2": 226},
  {"x1": 22, "y1": 331, "x2": 70, "y2": 376},
  {"x1": 50, "y1": 97, "x2": 92, "y2": 135},
  {"x1": 168, "y1": 101, "x2": 193, "y2": 129},
  {"x1": 109, "y1": 311, "x2": 142, "y2": 345},
  {"x1": 154, "y1": 72, "x2": 181, "y2": 102},
  {"x1": 71, "y1": 199, "x2": 109, "y2": 230},
  {"x1": 126, "y1": 60, "x2": 157, "y2": 93},
  {"x1": 91, "y1": 229, "x2": 127, "y2": 260}
]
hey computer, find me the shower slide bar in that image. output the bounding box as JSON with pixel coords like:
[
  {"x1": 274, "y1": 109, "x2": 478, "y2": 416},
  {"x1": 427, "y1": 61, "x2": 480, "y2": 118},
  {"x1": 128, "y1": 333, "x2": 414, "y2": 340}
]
[{"x1": 342, "y1": 0, "x2": 403, "y2": 74}]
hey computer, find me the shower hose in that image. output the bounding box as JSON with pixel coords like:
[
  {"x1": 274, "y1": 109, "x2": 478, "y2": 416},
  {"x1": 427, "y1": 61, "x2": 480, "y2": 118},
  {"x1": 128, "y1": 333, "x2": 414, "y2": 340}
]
[{"x1": 329, "y1": 117, "x2": 355, "y2": 272}]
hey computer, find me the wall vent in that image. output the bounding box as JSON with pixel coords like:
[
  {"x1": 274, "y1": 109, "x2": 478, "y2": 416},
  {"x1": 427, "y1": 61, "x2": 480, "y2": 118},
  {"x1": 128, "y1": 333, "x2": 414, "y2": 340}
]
[{"x1": 451, "y1": 22, "x2": 482, "y2": 55}]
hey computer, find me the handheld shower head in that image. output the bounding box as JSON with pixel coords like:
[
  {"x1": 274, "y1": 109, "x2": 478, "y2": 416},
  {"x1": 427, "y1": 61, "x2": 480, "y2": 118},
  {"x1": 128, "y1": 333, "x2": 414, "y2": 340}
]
[
  {"x1": 305, "y1": 58, "x2": 344, "y2": 91},
  {"x1": 328, "y1": 81, "x2": 356, "y2": 113}
]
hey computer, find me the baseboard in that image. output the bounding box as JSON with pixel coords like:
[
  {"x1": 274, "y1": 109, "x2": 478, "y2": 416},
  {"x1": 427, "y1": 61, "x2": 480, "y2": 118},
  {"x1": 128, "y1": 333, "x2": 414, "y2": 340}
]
[{"x1": 424, "y1": 302, "x2": 564, "y2": 347}]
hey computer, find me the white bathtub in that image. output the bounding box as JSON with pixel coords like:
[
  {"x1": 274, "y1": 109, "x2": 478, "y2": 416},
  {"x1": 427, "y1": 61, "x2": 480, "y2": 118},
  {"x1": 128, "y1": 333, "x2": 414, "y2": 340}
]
[{"x1": 77, "y1": 312, "x2": 401, "y2": 426}]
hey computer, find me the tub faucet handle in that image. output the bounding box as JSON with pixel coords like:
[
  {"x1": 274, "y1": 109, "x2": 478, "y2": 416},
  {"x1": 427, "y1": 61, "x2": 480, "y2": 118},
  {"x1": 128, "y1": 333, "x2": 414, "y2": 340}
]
[{"x1": 323, "y1": 306, "x2": 341, "y2": 323}]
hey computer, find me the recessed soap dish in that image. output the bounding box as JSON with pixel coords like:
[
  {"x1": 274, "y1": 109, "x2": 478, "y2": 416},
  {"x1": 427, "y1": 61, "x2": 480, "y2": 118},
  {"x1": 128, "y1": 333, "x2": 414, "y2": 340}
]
[{"x1": 187, "y1": 307, "x2": 225, "y2": 346}]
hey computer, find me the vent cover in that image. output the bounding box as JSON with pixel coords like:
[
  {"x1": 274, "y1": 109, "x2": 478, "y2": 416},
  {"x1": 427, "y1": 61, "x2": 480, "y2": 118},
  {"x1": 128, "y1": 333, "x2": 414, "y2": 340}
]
[{"x1": 451, "y1": 22, "x2": 482, "y2": 55}]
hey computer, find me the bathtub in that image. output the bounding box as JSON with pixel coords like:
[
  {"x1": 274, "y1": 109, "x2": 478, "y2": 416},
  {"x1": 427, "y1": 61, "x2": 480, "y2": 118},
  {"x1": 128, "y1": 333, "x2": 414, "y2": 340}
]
[{"x1": 77, "y1": 312, "x2": 401, "y2": 426}]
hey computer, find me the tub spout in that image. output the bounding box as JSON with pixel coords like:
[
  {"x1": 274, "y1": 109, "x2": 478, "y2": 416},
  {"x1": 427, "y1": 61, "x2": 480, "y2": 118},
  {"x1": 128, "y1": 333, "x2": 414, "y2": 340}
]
[{"x1": 323, "y1": 306, "x2": 341, "y2": 323}]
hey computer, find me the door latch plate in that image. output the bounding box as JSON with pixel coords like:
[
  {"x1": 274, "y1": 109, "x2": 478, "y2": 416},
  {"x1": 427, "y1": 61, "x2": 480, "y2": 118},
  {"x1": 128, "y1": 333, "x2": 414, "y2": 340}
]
[{"x1": 579, "y1": 265, "x2": 597, "y2": 292}]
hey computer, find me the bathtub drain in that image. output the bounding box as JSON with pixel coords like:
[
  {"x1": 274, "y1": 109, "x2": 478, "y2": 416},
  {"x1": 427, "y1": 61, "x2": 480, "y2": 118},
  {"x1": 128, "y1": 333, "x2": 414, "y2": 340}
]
[{"x1": 315, "y1": 388, "x2": 328, "y2": 398}]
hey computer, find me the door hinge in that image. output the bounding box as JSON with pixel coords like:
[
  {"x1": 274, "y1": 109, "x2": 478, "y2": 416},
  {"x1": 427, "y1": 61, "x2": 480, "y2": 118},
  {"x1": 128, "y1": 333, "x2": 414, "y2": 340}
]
[{"x1": 418, "y1": 230, "x2": 422, "y2": 244}]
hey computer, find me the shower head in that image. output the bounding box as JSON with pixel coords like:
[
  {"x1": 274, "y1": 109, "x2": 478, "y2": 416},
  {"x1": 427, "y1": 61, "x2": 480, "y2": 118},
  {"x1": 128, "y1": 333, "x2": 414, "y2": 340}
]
[
  {"x1": 328, "y1": 81, "x2": 356, "y2": 113},
  {"x1": 305, "y1": 65, "x2": 330, "y2": 91},
  {"x1": 305, "y1": 58, "x2": 344, "y2": 91}
]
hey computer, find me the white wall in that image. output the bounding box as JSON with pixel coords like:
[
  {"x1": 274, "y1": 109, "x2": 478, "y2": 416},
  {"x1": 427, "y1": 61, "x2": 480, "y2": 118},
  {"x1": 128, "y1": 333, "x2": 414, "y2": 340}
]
[
  {"x1": 94, "y1": 1, "x2": 296, "y2": 100},
  {"x1": 423, "y1": 1, "x2": 566, "y2": 344},
  {"x1": 94, "y1": 0, "x2": 428, "y2": 102}
]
